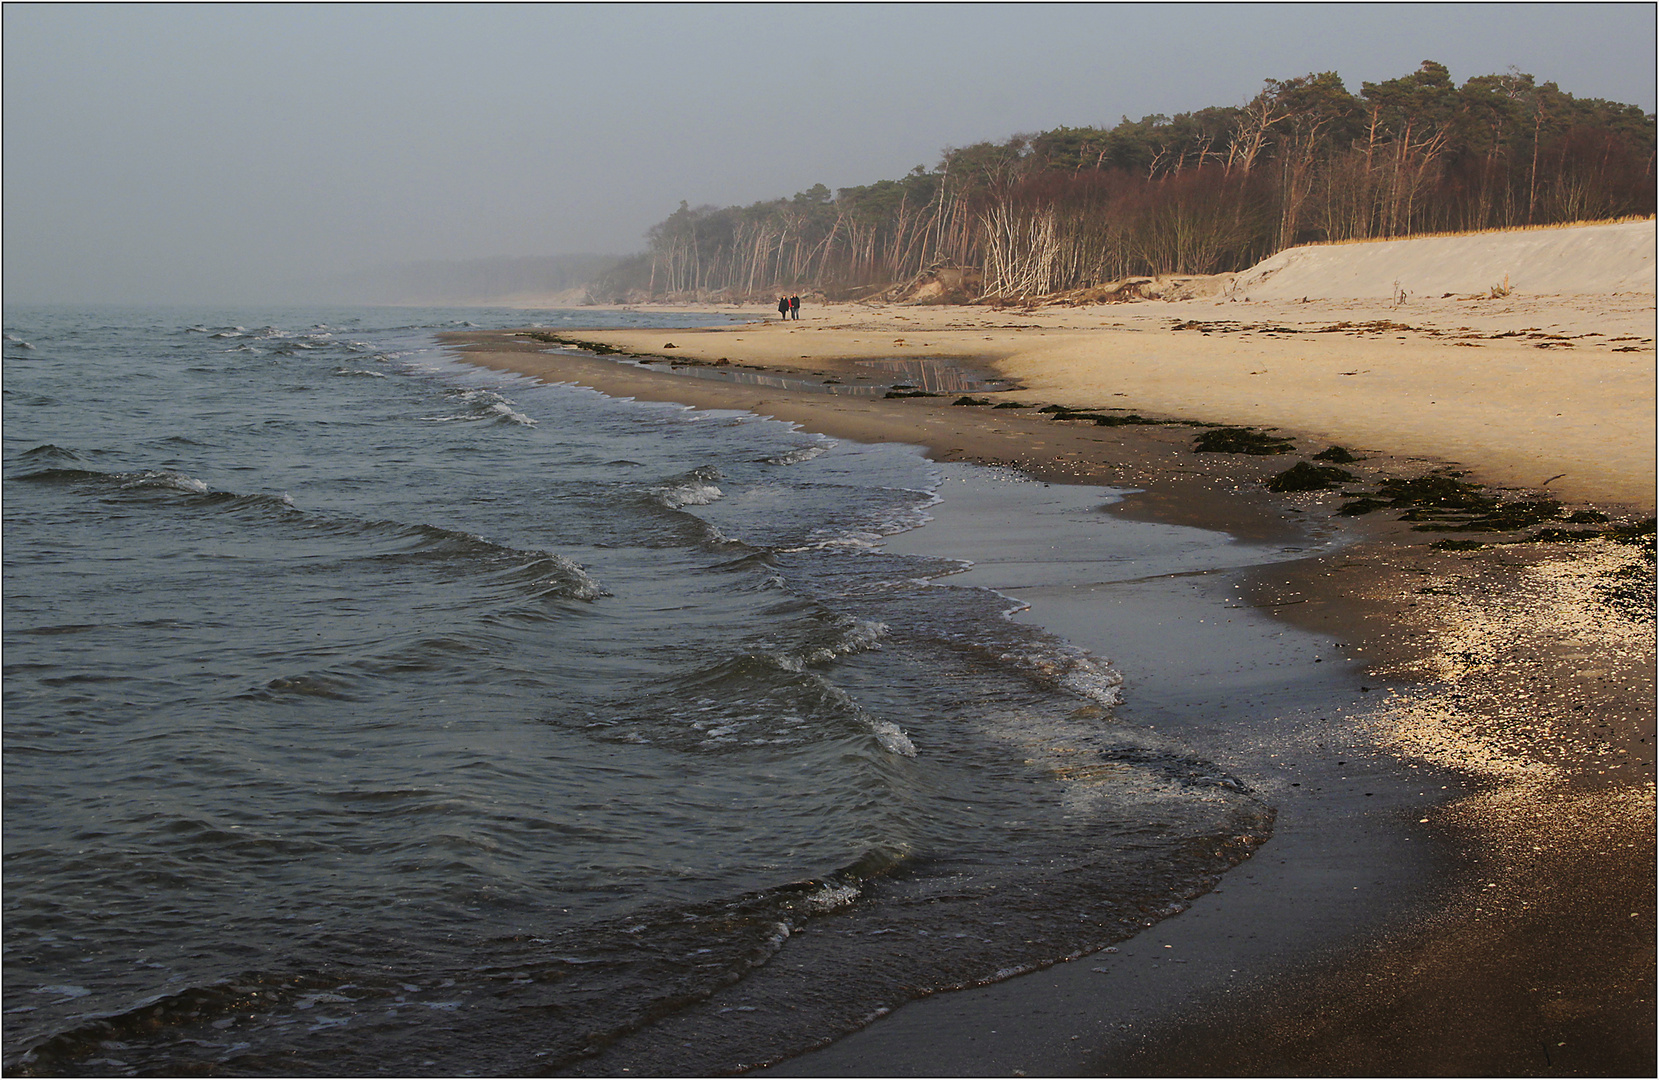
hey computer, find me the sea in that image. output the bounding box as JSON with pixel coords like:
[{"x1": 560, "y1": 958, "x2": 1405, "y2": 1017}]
[{"x1": 3, "y1": 305, "x2": 1276, "y2": 1076}]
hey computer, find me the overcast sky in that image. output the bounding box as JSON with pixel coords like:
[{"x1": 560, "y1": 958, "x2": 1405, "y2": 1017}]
[{"x1": 5, "y1": 2, "x2": 1655, "y2": 304}]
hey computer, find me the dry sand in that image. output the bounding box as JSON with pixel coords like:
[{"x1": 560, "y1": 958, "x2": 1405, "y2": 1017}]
[
  {"x1": 443, "y1": 222, "x2": 1655, "y2": 1075},
  {"x1": 517, "y1": 286, "x2": 1655, "y2": 511},
  {"x1": 1235, "y1": 218, "x2": 1656, "y2": 299}
]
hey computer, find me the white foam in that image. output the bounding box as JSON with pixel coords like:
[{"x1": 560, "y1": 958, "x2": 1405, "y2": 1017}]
[
  {"x1": 1059, "y1": 655, "x2": 1126, "y2": 710},
  {"x1": 989, "y1": 638, "x2": 1126, "y2": 712},
  {"x1": 764, "y1": 442, "x2": 832, "y2": 466},
  {"x1": 795, "y1": 618, "x2": 889, "y2": 667},
  {"x1": 124, "y1": 470, "x2": 210, "y2": 495},
  {"x1": 33, "y1": 984, "x2": 91, "y2": 999},
  {"x1": 872, "y1": 720, "x2": 917, "y2": 757},
  {"x1": 803, "y1": 883, "x2": 861, "y2": 911},
  {"x1": 533, "y1": 554, "x2": 606, "y2": 601},
  {"x1": 659, "y1": 481, "x2": 723, "y2": 509},
  {"x1": 776, "y1": 508, "x2": 933, "y2": 552},
  {"x1": 776, "y1": 535, "x2": 880, "y2": 554},
  {"x1": 488, "y1": 401, "x2": 537, "y2": 426}
]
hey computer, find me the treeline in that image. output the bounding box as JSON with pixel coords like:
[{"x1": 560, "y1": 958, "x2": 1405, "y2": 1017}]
[{"x1": 594, "y1": 62, "x2": 1654, "y2": 301}]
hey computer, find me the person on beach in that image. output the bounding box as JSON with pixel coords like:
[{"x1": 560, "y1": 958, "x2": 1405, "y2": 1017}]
[
  {"x1": 778, "y1": 296, "x2": 789, "y2": 321},
  {"x1": 789, "y1": 295, "x2": 800, "y2": 319}
]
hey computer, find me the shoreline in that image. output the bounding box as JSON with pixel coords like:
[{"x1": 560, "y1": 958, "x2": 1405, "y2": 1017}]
[
  {"x1": 439, "y1": 298, "x2": 1654, "y2": 1075},
  {"x1": 483, "y1": 290, "x2": 1656, "y2": 509}
]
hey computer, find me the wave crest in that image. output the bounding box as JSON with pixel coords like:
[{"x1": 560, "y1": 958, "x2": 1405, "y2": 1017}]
[
  {"x1": 654, "y1": 466, "x2": 724, "y2": 509},
  {"x1": 761, "y1": 442, "x2": 831, "y2": 466}
]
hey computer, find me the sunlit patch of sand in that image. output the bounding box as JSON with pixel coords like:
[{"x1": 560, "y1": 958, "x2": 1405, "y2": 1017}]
[{"x1": 1361, "y1": 539, "x2": 1654, "y2": 783}]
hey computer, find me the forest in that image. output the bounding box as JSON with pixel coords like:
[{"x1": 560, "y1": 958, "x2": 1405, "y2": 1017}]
[{"x1": 593, "y1": 62, "x2": 1655, "y2": 302}]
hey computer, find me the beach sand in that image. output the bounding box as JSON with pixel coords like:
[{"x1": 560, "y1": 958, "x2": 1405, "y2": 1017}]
[
  {"x1": 486, "y1": 287, "x2": 1655, "y2": 510},
  {"x1": 440, "y1": 232, "x2": 1655, "y2": 1075}
]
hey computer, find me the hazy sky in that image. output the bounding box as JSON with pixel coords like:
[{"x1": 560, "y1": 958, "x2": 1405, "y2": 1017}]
[{"x1": 5, "y1": 2, "x2": 1655, "y2": 304}]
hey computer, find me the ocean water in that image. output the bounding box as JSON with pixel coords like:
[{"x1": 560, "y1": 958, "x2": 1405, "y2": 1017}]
[{"x1": 2, "y1": 306, "x2": 1273, "y2": 1076}]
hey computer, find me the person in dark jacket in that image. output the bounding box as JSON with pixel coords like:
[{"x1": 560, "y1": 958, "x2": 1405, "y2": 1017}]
[
  {"x1": 789, "y1": 295, "x2": 800, "y2": 319},
  {"x1": 778, "y1": 296, "x2": 790, "y2": 320}
]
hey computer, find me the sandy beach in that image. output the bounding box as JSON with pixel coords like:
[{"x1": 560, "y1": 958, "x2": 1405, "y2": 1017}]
[{"x1": 442, "y1": 224, "x2": 1655, "y2": 1075}]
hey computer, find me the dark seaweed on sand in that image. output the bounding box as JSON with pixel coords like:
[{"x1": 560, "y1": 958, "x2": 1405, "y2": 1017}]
[
  {"x1": 1337, "y1": 497, "x2": 1392, "y2": 516},
  {"x1": 1594, "y1": 550, "x2": 1658, "y2": 619},
  {"x1": 1431, "y1": 516, "x2": 1655, "y2": 555},
  {"x1": 1193, "y1": 427, "x2": 1296, "y2": 454},
  {"x1": 1414, "y1": 500, "x2": 1563, "y2": 532},
  {"x1": 1335, "y1": 474, "x2": 1567, "y2": 534},
  {"x1": 1312, "y1": 445, "x2": 1360, "y2": 463},
  {"x1": 1040, "y1": 404, "x2": 1161, "y2": 427},
  {"x1": 1338, "y1": 474, "x2": 1498, "y2": 522},
  {"x1": 518, "y1": 331, "x2": 636, "y2": 357},
  {"x1": 1265, "y1": 461, "x2": 1356, "y2": 492},
  {"x1": 1531, "y1": 517, "x2": 1658, "y2": 550},
  {"x1": 1605, "y1": 517, "x2": 1654, "y2": 549},
  {"x1": 1380, "y1": 475, "x2": 1498, "y2": 513},
  {"x1": 1339, "y1": 472, "x2": 1652, "y2": 549}
]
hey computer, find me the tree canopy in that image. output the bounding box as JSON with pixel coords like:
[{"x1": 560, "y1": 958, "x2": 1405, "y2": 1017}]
[{"x1": 594, "y1": 61, "x2": 1654, "y2": 301}]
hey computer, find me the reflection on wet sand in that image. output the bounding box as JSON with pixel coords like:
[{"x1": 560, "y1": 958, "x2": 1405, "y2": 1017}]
[{"x1": 639, "y1": 355, "x2": 1013, "y2": 397}]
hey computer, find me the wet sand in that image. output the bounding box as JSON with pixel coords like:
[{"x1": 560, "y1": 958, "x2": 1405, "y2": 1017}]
[
  {"x1": 765, "y1": 472, "x2": 1652, "y2": 1078},
  {"x1": 441, "y1": 292, "x2": 1654, "y2": 1075}
]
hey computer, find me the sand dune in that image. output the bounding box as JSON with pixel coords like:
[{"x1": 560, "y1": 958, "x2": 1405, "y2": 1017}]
[{"x1": 1230, "y1": 218, "x2": 1656, "y2": 300}]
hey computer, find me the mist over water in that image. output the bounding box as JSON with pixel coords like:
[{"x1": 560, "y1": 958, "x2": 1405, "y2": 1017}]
[{"x1": 3, "y1": 306, "x2": 1271, "y2": 1075}]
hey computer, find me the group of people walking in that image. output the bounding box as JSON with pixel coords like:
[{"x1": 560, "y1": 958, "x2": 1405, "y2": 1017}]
[{"x1": 777, "y1": 294, "x2": 801, "y2": 320}]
